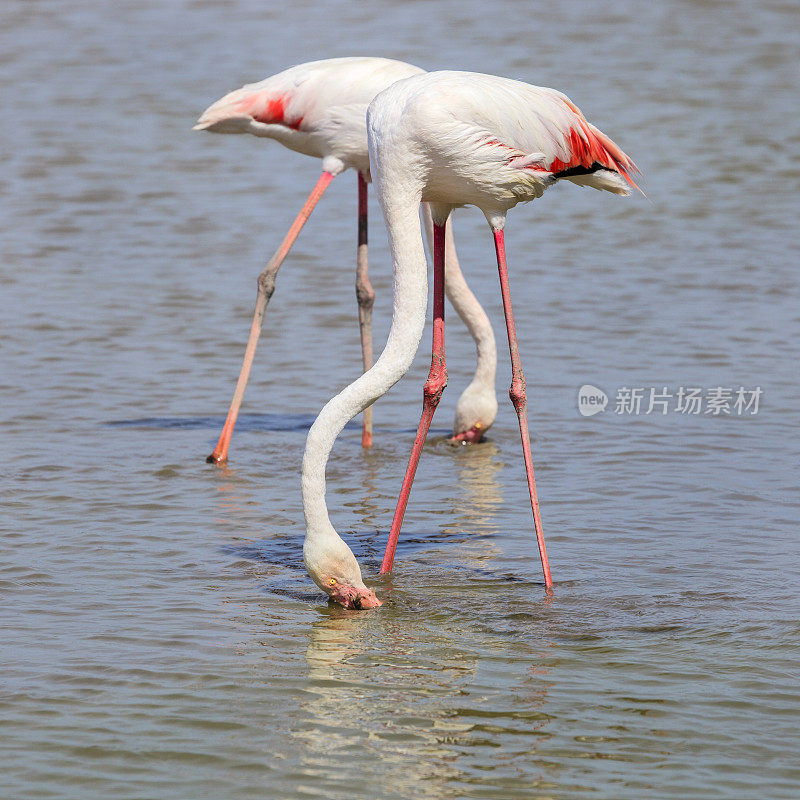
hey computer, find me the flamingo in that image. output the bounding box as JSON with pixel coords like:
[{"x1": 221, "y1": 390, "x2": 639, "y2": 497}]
[
  {"x1": 194, "y1": 57, "x2": 497, "y2": 463},
  {"x1": 300, "y1": 70, "x2": 640, "y2": 609}
]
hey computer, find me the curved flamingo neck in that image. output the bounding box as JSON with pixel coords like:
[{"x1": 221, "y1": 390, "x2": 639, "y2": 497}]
[{"x1": 301, "y1": 199, "x2": 428, "y2": 545}]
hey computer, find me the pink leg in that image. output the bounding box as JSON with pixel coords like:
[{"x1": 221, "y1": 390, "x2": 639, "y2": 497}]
[
  {"x1": 356, "y1": 172, "x2": 375, "y2": 449},
  {"x1": 207, "y1": 171, "x2": 335, "y2": 464},
  {"x1": 493, "y1": 229, "x2": 553, "y2": 591},
  {"x1": 381, "y1": 220, "x2": 448, "y2": 574}
]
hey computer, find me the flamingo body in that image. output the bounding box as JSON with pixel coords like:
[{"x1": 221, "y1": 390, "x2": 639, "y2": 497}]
[
  {"x1": 195, "y1": 57, "x2": 424, "y2": 176},
  {"x1": 368, "y1": 71, "x2": 638, "y2": 221}
]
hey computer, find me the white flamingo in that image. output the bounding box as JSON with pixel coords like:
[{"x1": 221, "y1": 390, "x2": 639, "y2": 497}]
[
  {"x1": 301, "y1": 70, "x2": 640, "y2": 609},
  {"x1": 194, "y1": 57, "x2": 497, "y2": 463}
]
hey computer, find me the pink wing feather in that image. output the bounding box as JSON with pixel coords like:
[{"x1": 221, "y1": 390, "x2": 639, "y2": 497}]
[
  {"x1": 543, "y1": 98, "x2": 641, "y2": 192},
  {"x1": 195, "y1": 87, "x2": 304, "y2": 132}
]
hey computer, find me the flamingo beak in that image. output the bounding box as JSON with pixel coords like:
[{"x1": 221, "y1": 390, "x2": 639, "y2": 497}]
[
  {"x1": 329, "y1": 582, "x2": 383, "y2": 610},
  {"x1": 451, "y1": 422, "x2": 485, "y2": 444}
]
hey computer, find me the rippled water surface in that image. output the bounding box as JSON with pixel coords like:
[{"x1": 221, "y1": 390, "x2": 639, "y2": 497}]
[{"x1": 3, "y1": 1, "x2": 799, "y2": 798}]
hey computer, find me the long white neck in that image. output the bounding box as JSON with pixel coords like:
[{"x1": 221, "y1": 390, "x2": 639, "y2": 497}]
[{"x1": 301, "y1": 199, "x2": 428, "y2": 551}]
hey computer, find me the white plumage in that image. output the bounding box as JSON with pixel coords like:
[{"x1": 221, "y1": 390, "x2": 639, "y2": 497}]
[
  {"x1": 368, "y1": 71, "x2": 639, "y2": 221},
  {"x1": 195, "y1": 57, "x2": 423, "y2": 176}
]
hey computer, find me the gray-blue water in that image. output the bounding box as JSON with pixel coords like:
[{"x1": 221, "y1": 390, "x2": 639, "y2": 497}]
[{"x1": 2, "y1": 1, "x2": 799, "y2": 798}]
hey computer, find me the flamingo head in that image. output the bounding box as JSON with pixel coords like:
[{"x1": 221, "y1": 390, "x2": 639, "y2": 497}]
[
  {"x1": 304, "y1": 531, "x2": 382, "y2": 610},
  {"x1": 452, "y1": 423, "x2": 486, "y2": 444},
  {"x1": 327, "y1": 578, "x2": 382, "y2": 610},
  {"x1": 452, "y1": 380, "x2": 498, "y2": 444}
]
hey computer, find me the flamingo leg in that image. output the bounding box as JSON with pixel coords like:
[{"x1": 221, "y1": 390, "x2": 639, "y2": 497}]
[
  {"x1": 206, "y1": 170, "x2": 335, "y2": 464},
  {"x1": 492, "y1": 229, "x2": 553, "y2": 591},
  {"x1": 381, "y1": 220, "x2": 448, "y2": 574},
  {"x1": 355, "y1": 172, "x2": 375, "y2": 448}
]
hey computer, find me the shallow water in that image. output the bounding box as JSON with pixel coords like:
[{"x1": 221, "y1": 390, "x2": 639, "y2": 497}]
[{"x1": 2, "y1": 1, "x2": 800, "y2": 798}]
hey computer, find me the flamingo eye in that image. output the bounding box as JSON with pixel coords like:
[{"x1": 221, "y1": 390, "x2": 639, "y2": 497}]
[{"x1": 329, "y1": 578, "x2": 336, "y2": 586}]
